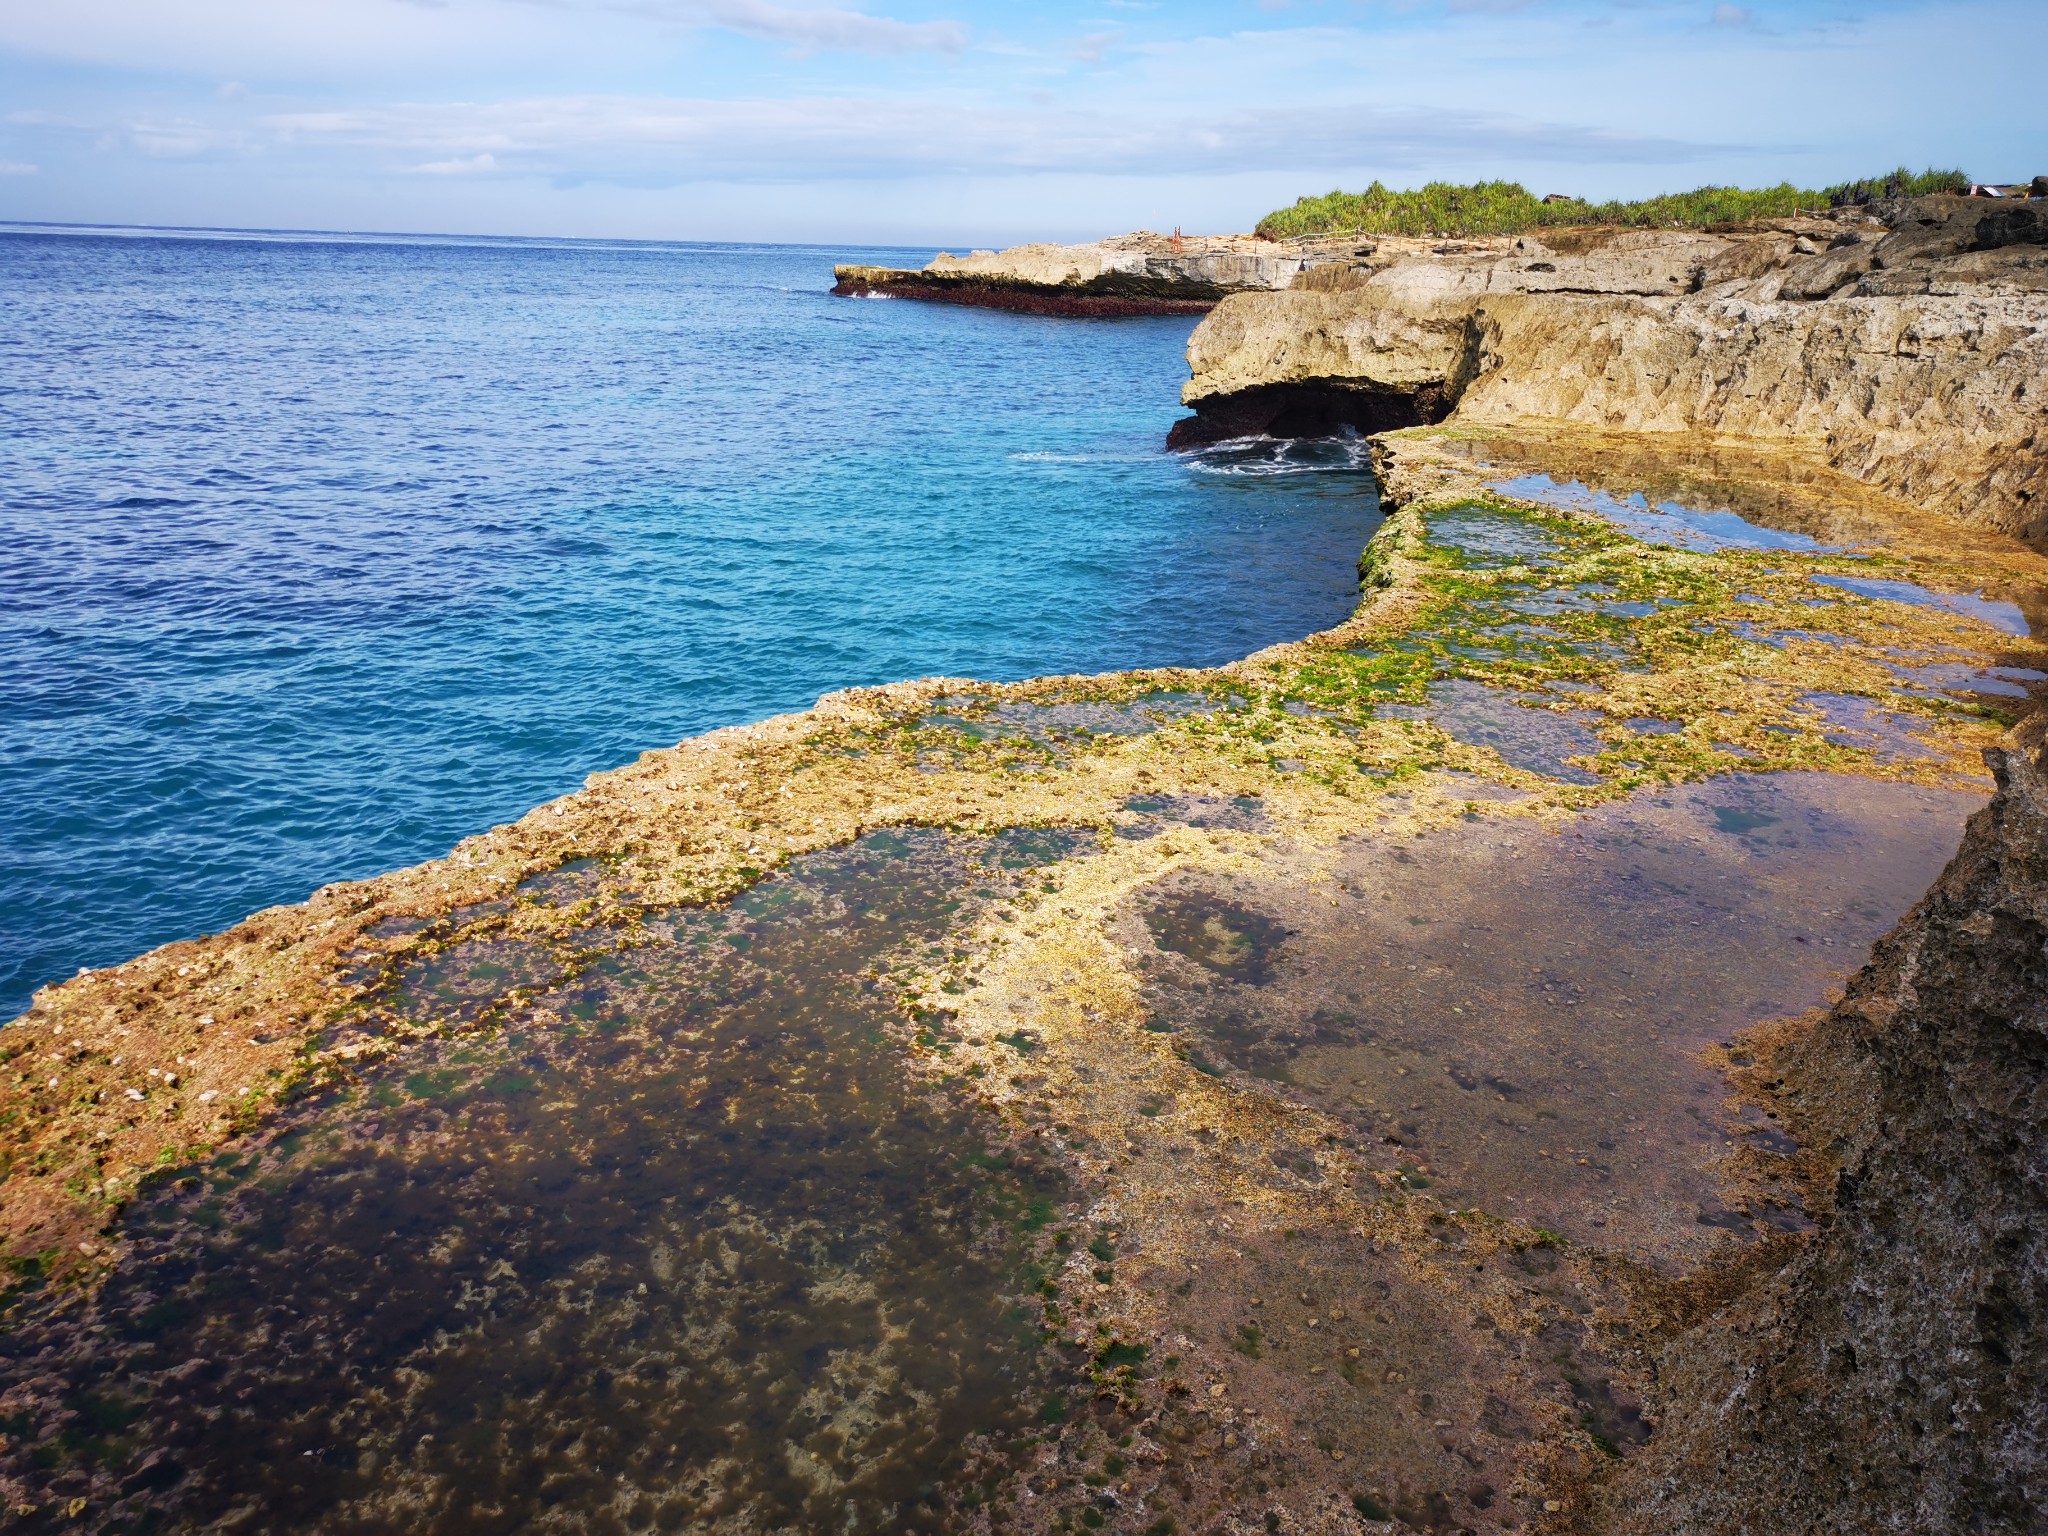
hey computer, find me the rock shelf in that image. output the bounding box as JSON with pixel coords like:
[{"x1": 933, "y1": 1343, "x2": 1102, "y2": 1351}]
[{"x1": 833, "y1": 232, "x2": 1366, "y2": 316}]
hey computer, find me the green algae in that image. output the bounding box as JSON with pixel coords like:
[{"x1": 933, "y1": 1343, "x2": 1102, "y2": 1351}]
[
  {"x1": 0, "y1": 830, "x2": 1099, "y2": 1534},
  {"x1": 1274, "y1": 496, "x2": 2033, "y2": 796}
]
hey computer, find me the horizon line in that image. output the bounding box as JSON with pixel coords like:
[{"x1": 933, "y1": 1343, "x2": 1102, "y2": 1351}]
[{"x1": 0, "y1": 217, "x2": 954, "y2": 254}]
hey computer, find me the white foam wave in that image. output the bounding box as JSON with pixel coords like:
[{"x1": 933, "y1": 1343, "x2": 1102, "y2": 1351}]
[{"x1": 1181, "y1": 431, "x2": 1376, "y2": 478}]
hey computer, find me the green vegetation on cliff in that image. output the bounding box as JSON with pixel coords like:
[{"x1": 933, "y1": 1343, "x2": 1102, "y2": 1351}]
[{"x1": 1254, "y1": 167, "x2": 1970, "y2": 240}]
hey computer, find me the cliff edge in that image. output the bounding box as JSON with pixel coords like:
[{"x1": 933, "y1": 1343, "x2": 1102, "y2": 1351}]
[
  {"x1": 1591, "y1": 713, "x2": 2048, "y2": 1535},
  {"x1": 832, "y1": 231, "x2": 1351, "y2": 315},
  {"x1": 1178, "y1": 196, "x2": 2048, "y2": 547}
]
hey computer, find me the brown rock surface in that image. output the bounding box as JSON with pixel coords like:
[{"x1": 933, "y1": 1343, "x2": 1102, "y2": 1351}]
[
  {"x1": 1452, "y1": 291, "x2": 2048, "y2": 547},
  {"x1": 1179, "y1": 197, "x2": 2048, "y2": 547},
  {"x1": 1595, "y1": 714, "x2": 2048, "y2": 1536}
]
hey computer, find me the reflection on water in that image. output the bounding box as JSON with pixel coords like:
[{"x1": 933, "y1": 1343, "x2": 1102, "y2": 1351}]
[
  {"x1": 1384, "y1": 680, "x2": 1606, "y2": 784},
  {"x1": 1882, "y1": 659, "x2": 2046, "y2": 700},
  {"x1": 1794, "y1": 691, "x2": 1944, "y2": 763},
  {"x1": 0, "y1": 830, "x2": 1086, "y2": 1534},
  {"x1": 1427, "y1": 507, "x2": 1571, "y2": 568},
  {"x1": 1490, "y1": 473, "x2": 1845, "y2": 554},
  {"x1": 1812, "y1": 573, "x2": 2030, "y2": 636}
]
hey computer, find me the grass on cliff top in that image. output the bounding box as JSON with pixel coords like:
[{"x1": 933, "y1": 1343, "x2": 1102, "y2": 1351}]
[{"x1": 1254, "y1": 168, "x2": 1970, "y2": 240}]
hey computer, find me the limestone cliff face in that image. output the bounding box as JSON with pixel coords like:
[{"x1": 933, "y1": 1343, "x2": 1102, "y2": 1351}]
[
  {"x1": 1178, "y1": 282, "x2": 1472, "y2": 400},
  {"x1": 1179, "y1": 227, "x2": 1800, "y2": 402},
  {"x1": 1598, "y1": 717, "x2": 2048, "y2": 1535},
  {"x1": 1179, "y1": 197, "x2": 2048, "y2": 546},
  {"x1": 833, "y1": 231, "x2": 1321, "y2": 315},
  {"x1": 1453, "y1": 290, "x2": 2048, "y2": 546}
]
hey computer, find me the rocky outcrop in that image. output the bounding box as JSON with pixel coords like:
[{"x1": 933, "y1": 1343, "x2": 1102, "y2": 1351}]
[
  {"x1": 1179, "y1": 226, "x2": 1796, "y2": 400},
  {"x1": 832, "y1": 232, "x2": 1330, "y2": 316},
  {"x1": 1453, "y1": 289, "x2": 2048, "y2": 546},
  {"x1": 1176, "y1": 197, "x2": 2048, "y2": 546},
  {"x1": 1597, "y1": 714, "x2": 2048, "y2": 1535}
]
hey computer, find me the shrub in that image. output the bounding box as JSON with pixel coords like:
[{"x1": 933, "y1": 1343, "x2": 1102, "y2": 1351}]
[{"x1": 1253, "y1": 168, "x2": 1970, "y2": 240}]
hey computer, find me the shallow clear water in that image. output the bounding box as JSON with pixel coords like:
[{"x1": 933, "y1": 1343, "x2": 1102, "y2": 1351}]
[
  {"x1": 0, "y1": 228, "x2": 1381, "y2": 1017},
  {"x1": 0, "y1": 828, "x2": 1083, "y2": 1532},
  {"x1": 1811, "y1": 573, "x2": 2029, "y2": 636},
  {"x1": 1491, "y1": 473, "x2": 1839, "y2": 554},
  {"x1": 1135, "y1": 770, "x2": 1983, "y2": 1259}
]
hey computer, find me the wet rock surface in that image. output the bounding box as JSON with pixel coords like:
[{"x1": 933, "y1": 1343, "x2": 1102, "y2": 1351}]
[
  {"x1": 0, "y1": 831, "x2": 1086, "y2": 1533},
  {"x1": 1597, "y1": 719, "x2": 2048, "y2": 1536}
]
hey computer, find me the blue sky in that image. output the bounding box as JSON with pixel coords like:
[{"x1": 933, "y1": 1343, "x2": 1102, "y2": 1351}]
[{"x1": 1, "y1": 0, "x2": 2041, "y2": 244}]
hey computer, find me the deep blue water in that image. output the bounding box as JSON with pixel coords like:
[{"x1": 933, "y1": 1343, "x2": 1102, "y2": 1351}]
[{"x1": 0, "y1": 226, "x2": 1382, "y2": 1019}]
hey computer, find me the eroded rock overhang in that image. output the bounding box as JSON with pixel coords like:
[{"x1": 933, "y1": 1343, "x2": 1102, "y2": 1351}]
[
  {"x1": 1161, "y1": 378, "x2": 1454, "y2": 449},
  {"x1": 1173, "y1": 196, "x2": 2048, "y2": 549}
]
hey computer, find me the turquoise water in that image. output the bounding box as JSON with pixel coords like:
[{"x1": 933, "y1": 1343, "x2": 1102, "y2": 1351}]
[{"x1": 0, "y1": 227, "x2": 1381, "y2": 1017}]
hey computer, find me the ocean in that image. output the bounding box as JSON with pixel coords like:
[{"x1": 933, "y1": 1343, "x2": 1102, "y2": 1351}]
[{"x1": 0, "y1": 226, "x2": 1381, "y2": 1018}]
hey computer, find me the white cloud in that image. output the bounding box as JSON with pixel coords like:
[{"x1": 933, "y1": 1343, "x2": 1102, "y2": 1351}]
[
  {"x1": 511, "y1": 0, "x2": 967, "y2": 54},
  {"x1": 128, "y1": 117, "x2": 250, "y2": 157},
  {"x1": 0, "y1": 0, "x2": 965, "y2": 78},
  {"x1": 1068, "y1": 29, "x2": 1120, "y2": 63},
  {"x1": 681, "y1": 0, "x2": 965, "y2": 53},
  {"x1": 0, "y1": 160, "x2": 37, "y2": 175},
  {"x1": 264, "y1": 93, "x2": 1716, "y2": 183},
  {"x1": 416, "y1": 150, "x2": 499, "y2": 172}
]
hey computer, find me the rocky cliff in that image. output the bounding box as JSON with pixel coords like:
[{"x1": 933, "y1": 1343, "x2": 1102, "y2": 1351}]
[
  {"x1": 1177, "y1": 197, "x2": 2048, "y2": 547},
  {"x1": 1592, "y1": 714, "x2": 2048, "y2": 1535},
  {"x1": 832, "y1": 231, "x2": 1341, "y2": 315}
]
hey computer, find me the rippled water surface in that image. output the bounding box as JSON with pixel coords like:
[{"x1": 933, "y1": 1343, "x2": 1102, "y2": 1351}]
[{"x1": 0, "y1": 227, "x2": 1382, "y2": 1015}]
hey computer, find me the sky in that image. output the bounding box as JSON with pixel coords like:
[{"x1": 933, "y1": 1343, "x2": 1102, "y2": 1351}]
[{"x1": 0, "y1": 0, "x2": 2041, "y2": 246}]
